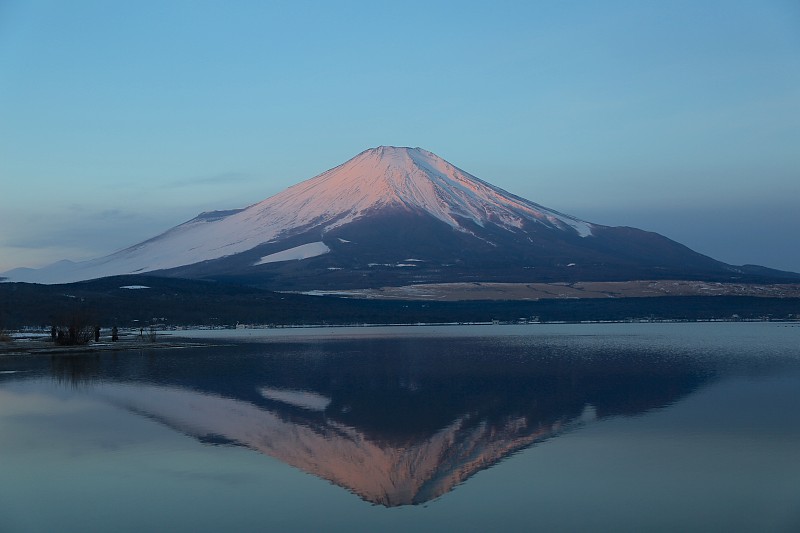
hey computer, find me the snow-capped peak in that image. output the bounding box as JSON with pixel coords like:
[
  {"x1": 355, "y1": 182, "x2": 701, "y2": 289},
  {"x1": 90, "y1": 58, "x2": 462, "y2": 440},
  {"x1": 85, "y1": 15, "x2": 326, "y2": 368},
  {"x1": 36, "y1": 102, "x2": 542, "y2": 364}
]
[
  {"x1": 242, "y1": 146, "x2": 593, "y2": 237},
  {"x1": 2, "y1": 147, "x2": 593, "y2": 283}
]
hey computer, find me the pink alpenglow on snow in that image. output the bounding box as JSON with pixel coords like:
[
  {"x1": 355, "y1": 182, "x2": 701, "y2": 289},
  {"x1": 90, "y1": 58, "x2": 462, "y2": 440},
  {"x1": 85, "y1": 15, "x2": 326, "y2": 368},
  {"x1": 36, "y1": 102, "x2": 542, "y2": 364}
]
[{"x1": 3, "y1": 147, "x2": 593, "y2": 284}]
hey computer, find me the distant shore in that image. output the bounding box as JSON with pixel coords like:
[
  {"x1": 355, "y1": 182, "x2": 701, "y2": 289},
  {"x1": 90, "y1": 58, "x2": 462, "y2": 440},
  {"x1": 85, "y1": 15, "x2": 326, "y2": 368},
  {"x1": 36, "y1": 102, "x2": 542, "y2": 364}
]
[{"x1": 0, "y1": 335, "x2": 215, "y2": 357}]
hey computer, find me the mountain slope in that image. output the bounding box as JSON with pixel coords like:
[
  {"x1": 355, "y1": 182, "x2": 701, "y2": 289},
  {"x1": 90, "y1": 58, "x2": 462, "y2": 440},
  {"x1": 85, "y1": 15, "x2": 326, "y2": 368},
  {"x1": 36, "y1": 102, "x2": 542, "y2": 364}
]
[{"x1": 4, "y1": 146, "x2": 798, "y2": 287}]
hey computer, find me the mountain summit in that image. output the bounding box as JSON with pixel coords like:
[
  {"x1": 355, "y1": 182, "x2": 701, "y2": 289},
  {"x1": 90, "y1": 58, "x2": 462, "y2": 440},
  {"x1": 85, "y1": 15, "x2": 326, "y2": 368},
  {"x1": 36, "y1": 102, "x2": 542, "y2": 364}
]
[
  {"x1": 260, "y1": 146, "x2": 593, "y2": 237},
  {"x1": 4, "y1": 147, "x2": 797, "y2": 287}
]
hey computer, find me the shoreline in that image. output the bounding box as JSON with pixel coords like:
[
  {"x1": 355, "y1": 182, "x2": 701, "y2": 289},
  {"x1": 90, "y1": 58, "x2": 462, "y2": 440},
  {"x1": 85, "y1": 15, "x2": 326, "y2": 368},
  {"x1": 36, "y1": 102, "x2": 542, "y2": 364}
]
[
  {"x1": 3, "y1": 320, "x2": 798, "y2": 356},
  {"x1": 0, "y1": 337, "x2": 217, "y2": 357}
]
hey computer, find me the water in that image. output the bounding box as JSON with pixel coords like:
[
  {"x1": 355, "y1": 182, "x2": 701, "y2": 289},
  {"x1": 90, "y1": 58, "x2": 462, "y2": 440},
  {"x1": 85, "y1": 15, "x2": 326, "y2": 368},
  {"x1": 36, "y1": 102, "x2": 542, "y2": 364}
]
[{"x1": 1, "y1": 323, "x2": 799, "y2": 532}]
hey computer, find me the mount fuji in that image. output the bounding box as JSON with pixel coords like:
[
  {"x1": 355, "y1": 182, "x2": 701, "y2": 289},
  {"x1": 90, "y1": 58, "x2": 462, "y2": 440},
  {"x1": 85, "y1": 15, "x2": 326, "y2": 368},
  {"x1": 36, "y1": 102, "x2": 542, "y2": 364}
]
[{"x1": 4, "y1": 146, "x2": 797, "y2": 288}]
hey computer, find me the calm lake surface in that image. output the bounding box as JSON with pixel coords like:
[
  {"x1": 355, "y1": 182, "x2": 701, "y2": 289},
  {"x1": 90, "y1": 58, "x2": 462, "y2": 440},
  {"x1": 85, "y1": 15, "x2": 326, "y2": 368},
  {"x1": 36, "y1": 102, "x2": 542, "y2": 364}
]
[{"x1": 1, "y1": 323, "x2": 799, "y2": 532}]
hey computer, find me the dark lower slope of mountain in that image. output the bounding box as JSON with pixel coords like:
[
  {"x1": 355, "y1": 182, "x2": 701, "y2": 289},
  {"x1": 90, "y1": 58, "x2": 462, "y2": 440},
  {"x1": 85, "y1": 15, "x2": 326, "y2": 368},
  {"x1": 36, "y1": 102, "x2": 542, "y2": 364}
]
[
  {"x1": 1, "y1": 275, "x2": 798, "y2": 329},
  {"x1": 151, "y1": 210, "x2": 798, "y2": 290}
]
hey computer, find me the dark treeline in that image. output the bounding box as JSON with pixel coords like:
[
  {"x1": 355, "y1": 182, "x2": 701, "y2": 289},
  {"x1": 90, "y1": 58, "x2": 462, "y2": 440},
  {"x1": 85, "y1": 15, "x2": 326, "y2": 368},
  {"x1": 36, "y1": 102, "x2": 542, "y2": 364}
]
[{"x1": 1, "y1": 275, "x2": 798, "y2": 328}]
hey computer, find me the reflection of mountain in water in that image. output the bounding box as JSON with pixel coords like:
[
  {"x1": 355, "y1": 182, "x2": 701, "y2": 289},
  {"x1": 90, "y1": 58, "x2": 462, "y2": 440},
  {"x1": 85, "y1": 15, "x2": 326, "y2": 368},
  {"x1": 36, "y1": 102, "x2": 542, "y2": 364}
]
[
  {"x1": 94, "y1": 383, "x2": 600, "y2": 506},
  {"x1": 50, "y1": 337, "x2": 714, "y2": 506}
]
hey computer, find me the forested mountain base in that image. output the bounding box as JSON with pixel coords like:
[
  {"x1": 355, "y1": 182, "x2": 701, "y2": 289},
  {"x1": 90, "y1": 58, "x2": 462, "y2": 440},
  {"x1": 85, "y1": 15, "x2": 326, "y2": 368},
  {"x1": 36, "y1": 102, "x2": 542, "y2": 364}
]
[{"x1": 2, "y1": 276, "x2": 798, "y2": 329}]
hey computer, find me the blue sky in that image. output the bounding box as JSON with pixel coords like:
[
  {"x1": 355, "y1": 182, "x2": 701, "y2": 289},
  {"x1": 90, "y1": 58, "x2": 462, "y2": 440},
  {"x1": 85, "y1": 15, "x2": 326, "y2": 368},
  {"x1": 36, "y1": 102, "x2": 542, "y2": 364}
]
[{"x1": 1, "y1": 0, "x2": 799, "y2": 273}]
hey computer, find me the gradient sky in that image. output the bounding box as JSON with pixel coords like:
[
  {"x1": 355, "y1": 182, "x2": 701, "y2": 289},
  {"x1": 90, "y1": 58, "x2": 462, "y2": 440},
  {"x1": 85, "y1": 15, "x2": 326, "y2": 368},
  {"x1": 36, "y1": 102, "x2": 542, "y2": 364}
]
[{"x1": 1, "y1": 0, "x2": 799, "y2": 274}]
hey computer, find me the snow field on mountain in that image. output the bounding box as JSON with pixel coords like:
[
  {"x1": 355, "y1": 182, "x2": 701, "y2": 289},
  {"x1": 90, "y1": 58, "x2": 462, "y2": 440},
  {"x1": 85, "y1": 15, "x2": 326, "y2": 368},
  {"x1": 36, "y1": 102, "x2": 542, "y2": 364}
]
[{"x1": 255, "y1": 242, "x2": 331, "y2": 265}]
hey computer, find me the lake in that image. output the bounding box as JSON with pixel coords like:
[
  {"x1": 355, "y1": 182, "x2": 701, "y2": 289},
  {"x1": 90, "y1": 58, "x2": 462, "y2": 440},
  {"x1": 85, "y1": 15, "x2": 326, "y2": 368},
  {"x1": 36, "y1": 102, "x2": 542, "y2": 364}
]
[{"x1": 1, "y1": 323, "x2": 799, "y2": 532}]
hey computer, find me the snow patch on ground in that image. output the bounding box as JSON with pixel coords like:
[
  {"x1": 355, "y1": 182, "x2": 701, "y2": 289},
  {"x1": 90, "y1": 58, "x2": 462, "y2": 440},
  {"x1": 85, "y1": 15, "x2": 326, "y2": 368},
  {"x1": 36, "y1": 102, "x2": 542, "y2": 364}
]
[
  {"x1": 555, "y1": 218, "x2": 593, "y2": 237},
  {"x1": 255, "y1": 242, "x2": 330, "y2": 265},
  {"x1": 120, "y1": 285, "x2": 150, "y2": 290}
]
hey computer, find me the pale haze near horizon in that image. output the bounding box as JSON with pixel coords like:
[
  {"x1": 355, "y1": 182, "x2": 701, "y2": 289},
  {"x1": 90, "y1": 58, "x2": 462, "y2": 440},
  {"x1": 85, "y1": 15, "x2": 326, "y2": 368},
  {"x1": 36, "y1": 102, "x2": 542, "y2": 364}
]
[{"x1": 1, "y1": 1, "x2": 798, "y2": 274}]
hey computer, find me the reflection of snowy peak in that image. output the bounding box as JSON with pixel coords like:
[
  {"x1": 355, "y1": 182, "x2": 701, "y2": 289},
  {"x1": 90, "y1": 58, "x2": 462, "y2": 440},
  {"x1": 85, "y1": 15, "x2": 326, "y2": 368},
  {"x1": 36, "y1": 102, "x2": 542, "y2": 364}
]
[
  {"x1": 6, "y1": 146, "x2": 790, "y2": 287},
  {"x1": 47, "y1": 335, "x2": 712, "y2": 507},
  {"x1": 95, "y1": 382, "x2": 591, "y2": 506}
]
